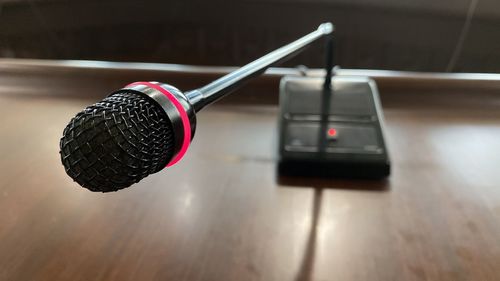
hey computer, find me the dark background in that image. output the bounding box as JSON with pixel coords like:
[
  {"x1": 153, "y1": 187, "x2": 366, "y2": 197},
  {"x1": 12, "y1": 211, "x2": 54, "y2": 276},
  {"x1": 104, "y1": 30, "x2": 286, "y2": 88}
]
[{"x1": 0, "y1": 0, "x2": 498, "y2": 72}]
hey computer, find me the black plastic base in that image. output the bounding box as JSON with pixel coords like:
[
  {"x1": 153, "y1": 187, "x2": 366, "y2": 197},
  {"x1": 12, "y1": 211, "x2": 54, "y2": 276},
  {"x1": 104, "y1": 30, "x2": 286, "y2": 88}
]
[
  {"x1": 278, "y1": 159, "x2": 390, "y2": 179},
  {"x1": 277, "y1": 75, "x2": 391, "y2": 181}
]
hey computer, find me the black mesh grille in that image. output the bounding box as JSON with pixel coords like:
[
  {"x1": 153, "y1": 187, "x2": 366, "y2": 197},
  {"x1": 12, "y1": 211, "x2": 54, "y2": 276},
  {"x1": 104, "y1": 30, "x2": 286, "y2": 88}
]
[{"x1": 60, "y1": 91, "x2": 175, "y2": 192}]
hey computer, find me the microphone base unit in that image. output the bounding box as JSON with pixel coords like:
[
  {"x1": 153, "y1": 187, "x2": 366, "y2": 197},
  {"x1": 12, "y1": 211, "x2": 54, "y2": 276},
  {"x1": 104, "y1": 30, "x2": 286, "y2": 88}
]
[{"x1": 277, "y1": 75, "x2": 391, "y2": 179}]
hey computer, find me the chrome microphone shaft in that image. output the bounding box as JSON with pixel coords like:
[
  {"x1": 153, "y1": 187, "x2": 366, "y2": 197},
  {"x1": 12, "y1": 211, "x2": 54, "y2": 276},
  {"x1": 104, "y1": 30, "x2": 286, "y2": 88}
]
[
  {"x1": 60, "y1": 22, "x2": 335, "y2": 192},
  {"x1": 185, "y1": 22, "x2": 334, "y2": 111}
]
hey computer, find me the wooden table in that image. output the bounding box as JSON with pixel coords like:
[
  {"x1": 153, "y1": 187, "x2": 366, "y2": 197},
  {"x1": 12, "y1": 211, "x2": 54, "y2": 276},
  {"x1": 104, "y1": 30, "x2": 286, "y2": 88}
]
[{"x1": 1, "y1": 90, "x2": 500, "y2": 281}]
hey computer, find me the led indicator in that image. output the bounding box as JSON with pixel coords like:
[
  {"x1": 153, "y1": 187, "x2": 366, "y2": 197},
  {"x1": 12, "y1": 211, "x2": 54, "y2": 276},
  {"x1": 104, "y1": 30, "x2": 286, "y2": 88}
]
[{"x1": 327, "y1": 128, "x2": 337, "y2": 137}]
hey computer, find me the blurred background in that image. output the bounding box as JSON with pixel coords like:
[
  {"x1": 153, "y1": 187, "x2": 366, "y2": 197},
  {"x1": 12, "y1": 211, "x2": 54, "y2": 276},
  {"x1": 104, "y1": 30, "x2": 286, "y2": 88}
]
[
  {"x1": 0, "y1": 0, "x2": 498, "y2": 72},
  {"x1": 2, "y1": 1, "x2": 500, "y2": 281}
]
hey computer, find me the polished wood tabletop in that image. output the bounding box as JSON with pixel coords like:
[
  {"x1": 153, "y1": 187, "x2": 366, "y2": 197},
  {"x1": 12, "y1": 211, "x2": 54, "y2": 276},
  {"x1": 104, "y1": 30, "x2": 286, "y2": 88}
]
[{"x1": 1, "y1": 86, "x2": 500, "y2": 280}]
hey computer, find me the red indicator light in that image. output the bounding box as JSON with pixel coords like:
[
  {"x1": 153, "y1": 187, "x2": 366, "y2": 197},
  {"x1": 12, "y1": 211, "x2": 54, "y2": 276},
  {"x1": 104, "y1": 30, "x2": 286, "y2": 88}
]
[{"x1": 327, "y1": 128, "x2": 337, "y2": 137}]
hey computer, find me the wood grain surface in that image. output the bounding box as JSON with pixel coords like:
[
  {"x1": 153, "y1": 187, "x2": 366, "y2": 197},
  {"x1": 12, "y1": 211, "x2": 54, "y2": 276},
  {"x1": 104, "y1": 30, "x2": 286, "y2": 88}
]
[{"x1": 0, "y1": 93, "x2": 500, "y2": 281}]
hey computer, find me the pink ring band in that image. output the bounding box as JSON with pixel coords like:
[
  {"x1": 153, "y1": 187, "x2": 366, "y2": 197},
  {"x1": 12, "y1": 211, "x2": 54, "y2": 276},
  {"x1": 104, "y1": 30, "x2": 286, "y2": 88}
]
[{"x1": 126, "y1": 82, "x2": 191, "y2": 167}]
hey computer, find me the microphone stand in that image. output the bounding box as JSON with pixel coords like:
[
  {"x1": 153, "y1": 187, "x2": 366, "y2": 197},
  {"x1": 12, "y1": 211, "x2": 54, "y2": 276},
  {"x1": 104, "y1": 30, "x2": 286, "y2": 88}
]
[
  {"x1": 185, "y1": 22, "x2": 334, "y2": 112},
  {"x1": 318, "y1": 33, "x2": 334, "y2": 155}
]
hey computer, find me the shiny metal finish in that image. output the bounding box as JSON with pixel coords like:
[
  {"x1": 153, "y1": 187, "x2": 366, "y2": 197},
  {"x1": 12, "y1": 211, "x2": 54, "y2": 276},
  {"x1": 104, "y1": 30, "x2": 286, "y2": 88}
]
[{"x1": 185, "y1": 23, "x2": 334, "y2": 111}]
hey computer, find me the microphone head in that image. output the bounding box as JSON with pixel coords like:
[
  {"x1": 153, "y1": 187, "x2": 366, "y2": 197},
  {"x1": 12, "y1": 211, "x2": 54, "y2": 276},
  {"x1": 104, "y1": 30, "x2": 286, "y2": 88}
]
[{"x1": 60, "y1": 83, "x2": 196, "y2": 192}]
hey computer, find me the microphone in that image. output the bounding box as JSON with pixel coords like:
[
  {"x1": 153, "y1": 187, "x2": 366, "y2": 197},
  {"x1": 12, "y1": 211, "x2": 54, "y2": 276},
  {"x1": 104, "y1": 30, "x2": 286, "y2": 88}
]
[{"x1": 60, "y1": 23, "x2": 334, "y2": 192}]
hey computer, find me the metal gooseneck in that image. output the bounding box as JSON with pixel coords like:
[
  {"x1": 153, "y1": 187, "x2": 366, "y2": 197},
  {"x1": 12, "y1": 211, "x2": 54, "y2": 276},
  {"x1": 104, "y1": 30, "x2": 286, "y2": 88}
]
[{"x1": 185, "y1": 22, "x2": 334, "y2": 112}]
